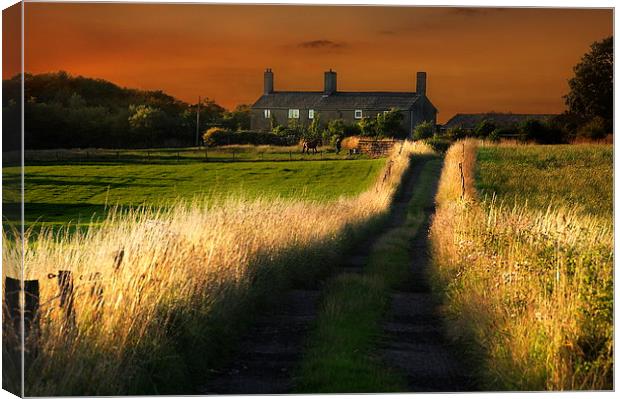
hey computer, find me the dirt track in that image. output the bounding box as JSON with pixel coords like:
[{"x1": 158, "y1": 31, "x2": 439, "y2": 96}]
[{"x1": 200, "y1": 156, "x2": 472, "y2": 394}]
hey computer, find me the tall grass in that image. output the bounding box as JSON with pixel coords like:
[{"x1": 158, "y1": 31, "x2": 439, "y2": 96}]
[
  {"x1": 2, "y1": 141, "x2": 432, "y2": 395},
  {"x1": 429, "y1": 140, "x2": 613, "y2": 390}
]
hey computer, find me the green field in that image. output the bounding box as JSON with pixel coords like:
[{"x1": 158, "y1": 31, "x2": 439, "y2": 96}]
[
  {"x1": 475, "y1": 144, "x2": 613, "y2": 218},
  {"x1": 3, "y1": 149, "x2": 385, "y2": 228}
]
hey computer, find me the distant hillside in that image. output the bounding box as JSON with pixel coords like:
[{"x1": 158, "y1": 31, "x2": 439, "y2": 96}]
[{"x1": 2, "y1": 72, "x2": 231, "y2": 150}]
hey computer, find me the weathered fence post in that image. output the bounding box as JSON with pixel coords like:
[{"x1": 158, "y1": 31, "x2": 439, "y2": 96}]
[
  {"x1": 4, "y1": 277, "x2": 40, "y2": 354},
  {"x1": 289, "y1": 151, "x2": 292, "y2": 160},
  {"x1": 117, "y1": 151, "x2": 120, "y2": 160},
  {"x1": 205, "y1": 149, "x2": 208, "y2": 161},
  {"x1": 459, "y1": 162, "x2": 465, "y2": 200},
  {"x1": 58, "y1": 270, "x2": 75, "y2": 326}
]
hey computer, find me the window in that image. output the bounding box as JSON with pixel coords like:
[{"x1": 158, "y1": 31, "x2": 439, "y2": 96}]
[
  {"x1": 354, "y1": 110, "x2": 363, "y2": 119},
  {"x1": 264, "y1": 109, "x2": 271, "y2": 118},
  {"x1": 288, "y1": 109, "x2": 300, "y2": 119},
  {"x1": 308, "y1": 109, "x2": 315, "y2": 119}
]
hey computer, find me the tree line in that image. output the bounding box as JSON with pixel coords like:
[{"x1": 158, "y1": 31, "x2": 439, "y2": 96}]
[{"x1": 2, "y1": 71, "x2": 250, "y2": 151}]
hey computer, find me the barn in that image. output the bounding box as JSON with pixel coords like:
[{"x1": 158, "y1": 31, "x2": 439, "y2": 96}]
[{"x1": 250, "y1": 69, "x2": 437, "y2": 137}]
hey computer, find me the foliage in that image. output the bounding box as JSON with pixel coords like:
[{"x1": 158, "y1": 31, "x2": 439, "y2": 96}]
[
  {"x1": 565, "y1": 36, "x2": 613, "y2": 131},
  {"x1": 519, "y1": 119, "x2": 568, "y2": 144},
  {"x1": 221, "y1": 104, "x2": 251, "y2": 131},
  {"x1": 376, "y1": 109, "x2": 405, "y2": 138},
  {"x1": 445, "y1": 126, "x2": 469, "y2": 141},
  {"x1": 307, "y1": 113, "x2": 323, "y2": 140},
  {"x1": 2, "y1": 71, "x2": 230, "y2": 149},
  {"x1": 203, "y1": 128, "x2": 285, "y2": 147},
  {"x1": 412, "y1": 121, "x2": 435, "y2": 140},
  {"x1": 473, "y1": 119, "x2": 496, "y2": 138},
  {"x1": 424, "y1": 135, "x2": 451, "y2": 153},
  {"x1": 358, "y1": 116, "x2": 378, "y2": 137},
  {"x1": 576, "y1": 116, "x2": 608, "y2": 140}
]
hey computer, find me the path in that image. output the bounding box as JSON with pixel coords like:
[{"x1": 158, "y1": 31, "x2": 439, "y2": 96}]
[
  {"x1": 379, "y1": 160, "x2": 475, "y2": 392},
  {"x1": 200, "y1": 156, "x2": 468, "y2": 394}
]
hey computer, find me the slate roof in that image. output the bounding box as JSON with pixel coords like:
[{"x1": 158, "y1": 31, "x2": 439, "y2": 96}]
[
  {"x1": 252, "y1": 91, "x2": 424, "y2": 111},
  {"x1": 443, "y1": 113, "x2": 558, "y2": 129}
]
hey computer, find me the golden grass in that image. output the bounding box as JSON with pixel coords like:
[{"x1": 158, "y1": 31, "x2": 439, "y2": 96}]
[
  {"x1": 2, "y1": 141, "x2": 433, "y2": 395},
  {"x1": 429, "y1": 139, "x2": 613, "y2": 390}
]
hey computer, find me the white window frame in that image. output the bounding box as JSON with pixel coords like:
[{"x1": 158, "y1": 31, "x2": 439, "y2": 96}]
[
  {"x1": 288, "y1": 109, "x2": 300, "y2": 119},
  {"x1": 354, "y1": 109, "x2": 363, "y2": 119},
  {"x1": 308, "y1": 109, "x2": 315, "y2": 119},
  {"x1": 264, "y1": 109, "x2": 271, "y2": 118}
]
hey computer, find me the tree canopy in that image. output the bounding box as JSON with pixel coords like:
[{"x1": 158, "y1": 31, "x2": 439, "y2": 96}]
[{"x1": 565, "y1": 36, "x2": 613, "y2": 131}]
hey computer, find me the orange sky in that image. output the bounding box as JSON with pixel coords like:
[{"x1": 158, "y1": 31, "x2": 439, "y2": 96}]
[{"x1": 10, "y1": 3, "x2": 614, "y2": 123}]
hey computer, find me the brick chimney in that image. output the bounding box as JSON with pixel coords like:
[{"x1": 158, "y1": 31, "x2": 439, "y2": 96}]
[
  {"x1": 264, "y1": 68, "x2": 274, "y2": 95},
  {"x1": 324, "y1": 69, "x2": 337, "y2": 95},
  {"x1": 416, "y1": 71, "x2": 427, "y2": 96}
]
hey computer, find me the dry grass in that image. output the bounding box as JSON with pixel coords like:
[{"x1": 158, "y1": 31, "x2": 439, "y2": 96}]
[
  {"x1": 429, "y1": 139, "x2": 613, "y2": 390},
  {"x1": 2, "y1": 141, "x2": 433, "y2": 395}
]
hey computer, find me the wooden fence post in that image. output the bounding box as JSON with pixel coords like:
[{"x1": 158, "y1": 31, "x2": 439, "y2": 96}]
[
  {"x1": 58, "y1": 270, "x2": 75, "y2": 326},
  {"x1": 205, "y1": 149, "x2": 208, "y2": 161},
  {"x1": 289, "y1": 151, "x2": 292, "y2": 160},
  {"x1": 459, "y1": 162, "x2": 465, "y2": 200},
  {"x1": 4, "y1": 277, "x2": 40, "y2": 353},
  {"x1": 4, "y1": 277, "x2": 21, "y2": 335}
]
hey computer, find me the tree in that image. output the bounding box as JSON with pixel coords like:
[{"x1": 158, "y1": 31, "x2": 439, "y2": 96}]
[
  {"x1": 221, "y1": 104, "x2": 251, "y2": 131},
  {"x1": 565, "y1": 36, "x2": 613, "y2": 131},
  {"x1": 412, "y1": 121, "x2": 434, "y2": 140}
]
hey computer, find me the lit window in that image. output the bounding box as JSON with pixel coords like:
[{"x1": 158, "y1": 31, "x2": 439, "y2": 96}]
[
  {"x1": 354, "y1": 110, "x2": 363, "y2": 119},
  {"x1": 309, "y1": 109, "x2": 315, "y2": 119},
  {"x1": 264, "y1": 109, "x2": 271, "y2": 118},
  {"x1": 288, "y1": 109, "x2": 300, "y2": 119}
]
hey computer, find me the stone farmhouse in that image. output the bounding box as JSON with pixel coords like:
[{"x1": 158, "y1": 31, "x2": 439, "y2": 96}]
[{"x1": 250, "y1": 69, "x2": 437, "y2": 136}]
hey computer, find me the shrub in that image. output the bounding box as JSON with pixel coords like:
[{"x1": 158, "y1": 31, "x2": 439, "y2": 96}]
[
  {"x1": 359, "y1": 117, "x2": 378, "y2": 137},
  {"x1": 446, "y1": 126, "x2": 469, "y2": 141},
  {"x1": 576, "y1": 116, "x2": 608, "y2": 140},
  {"x1": 376, "y1": 109, "x2": 405, "y2": 138},
  {"x1": 424, "y1": 135, "x2": 450, "y2": 153},
  {"x1": 474, "y1": 119, "x2": 496, "y2": 138},
  {"x1": 202, "y1": 128, "x2": 285, "y2": 146},
  {"x1": 520, "y1": 119, "x2": 568, "y2": 144},
  {"x1": 412, "y1": 121, "x2": 435, "y2": 140}
]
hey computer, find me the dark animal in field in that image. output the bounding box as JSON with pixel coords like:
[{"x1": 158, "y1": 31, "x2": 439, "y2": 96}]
[{"x1": 301, "y1": 138, "x2": 322, "y2": 154}]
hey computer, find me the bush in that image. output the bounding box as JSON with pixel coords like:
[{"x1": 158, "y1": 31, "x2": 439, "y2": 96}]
[
  {"x1": 474, "y1": 119, "x2": 496, "y2": 138},
  {"x1": 203, "y1": 128, "x2": 285, "y2": 147},
  {"x1": 376, "y1": 109, "x2": 405, "y2": 138},
  {"x1": 520, "y1": 119, "x2": 568, "y2": 144},
  {"x1": 576, "y1": 116, "x2": 608, "y2": 140},
  {"x1": 359, "y1": 117, "x2": 378, "y2": 137},
  {"x1": 424, "y1": 135, "x2": 451, "y2": 153},
  {"x1": 412, "y1": 121, "x2": 435, "y2": 140},
  {"x1": 446, "y1": 126, "x2": 469, "y2": 141}
]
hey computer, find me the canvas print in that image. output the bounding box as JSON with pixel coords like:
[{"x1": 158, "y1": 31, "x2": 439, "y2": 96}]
[{"x1": 1, "y1": 1, "x2": 614, "y2": 396}]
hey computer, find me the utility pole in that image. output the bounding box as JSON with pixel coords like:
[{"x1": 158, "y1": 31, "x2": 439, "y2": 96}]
[{"x1": 195, "y1": 95, "x2": 201, "y2": 147}]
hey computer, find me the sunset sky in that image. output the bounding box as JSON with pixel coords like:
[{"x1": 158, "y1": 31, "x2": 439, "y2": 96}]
[{"x1": 6, "y1": 3, "x2": 614, "y2": 122}]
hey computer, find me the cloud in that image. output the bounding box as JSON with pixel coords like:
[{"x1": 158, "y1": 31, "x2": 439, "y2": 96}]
[{"x1": 298, "y1": 39, "x2": 346, "y2": 50}]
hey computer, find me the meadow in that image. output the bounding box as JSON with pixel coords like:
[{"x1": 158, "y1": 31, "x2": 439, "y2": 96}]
[
  {"x1": 2, "y1": 146, "x2": 383, "y2": 228},
  {"x1": 430, "y1": 140, "x2": 613, "y2": 390},
  {"x1": 2, "y1": 142, "x2": 432, "y2": 395}
]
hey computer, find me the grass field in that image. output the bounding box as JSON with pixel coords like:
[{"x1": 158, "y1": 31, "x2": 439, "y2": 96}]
[
  {"x1": 2, "y1": 142, "x2": 432, "y2": 396},
  {"x1": 3, "y1": 148, "x2": 384, "y2": 228},
  {"x1": 430, "y1": 141, "x2": 613, "y2": 390},
  {"x1": 476, "y1": 144, "x2": 613, "y2": 218}
]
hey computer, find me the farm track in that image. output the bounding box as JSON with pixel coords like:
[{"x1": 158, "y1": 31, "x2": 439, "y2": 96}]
[
  {"x1": 200, "y1": 156, "x2": 460, "y2": 394},
  {"x1": 379, "y1": 168, "x2": 475, "y2": 392}
]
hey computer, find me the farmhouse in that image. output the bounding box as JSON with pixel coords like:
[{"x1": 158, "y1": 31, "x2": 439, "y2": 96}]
[
  {"x1": 250, "y1": 69, "x2": 437, "y2": 136},
  {"x1": 442, "y1": 113, "x2": 558, "y2": 132}
]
